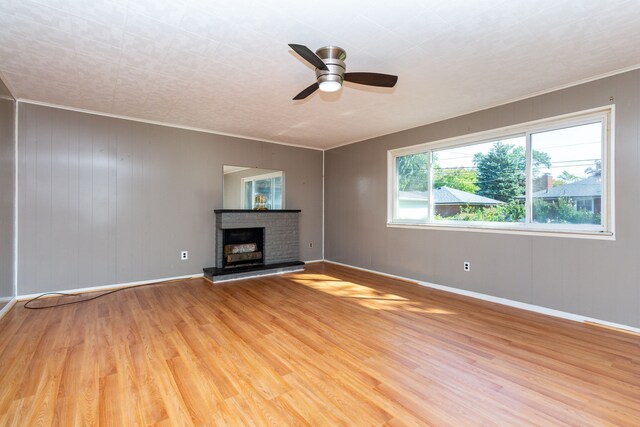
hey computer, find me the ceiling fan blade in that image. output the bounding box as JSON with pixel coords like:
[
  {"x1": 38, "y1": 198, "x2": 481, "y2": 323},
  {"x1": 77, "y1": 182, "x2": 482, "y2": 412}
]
[
  {"x1": 288, "y1": 44, "x2": 329, "y2": 71},
  {"x1": 293, "y1": 82, "x2": 319, "y2": 100},
  {"x1": 344, "y1": 72, "x2": 398, "y2": 88}
]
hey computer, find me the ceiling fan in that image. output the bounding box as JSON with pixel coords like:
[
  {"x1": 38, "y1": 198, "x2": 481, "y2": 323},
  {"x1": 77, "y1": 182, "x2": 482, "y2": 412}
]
[{"x1": 288, "y1": 44, "x2": 398, "y2": 100}]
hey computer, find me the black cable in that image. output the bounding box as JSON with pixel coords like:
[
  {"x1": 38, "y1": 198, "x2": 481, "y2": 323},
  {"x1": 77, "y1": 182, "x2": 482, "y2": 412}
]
[{"x1": 23, "y1": 280, "x2": 179, "y2": 310}]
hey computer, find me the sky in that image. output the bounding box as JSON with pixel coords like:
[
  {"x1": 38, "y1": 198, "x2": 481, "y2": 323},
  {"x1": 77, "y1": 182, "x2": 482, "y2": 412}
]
[{"x1": 434, "y1": 122, "x2": 602, "y2": 179}]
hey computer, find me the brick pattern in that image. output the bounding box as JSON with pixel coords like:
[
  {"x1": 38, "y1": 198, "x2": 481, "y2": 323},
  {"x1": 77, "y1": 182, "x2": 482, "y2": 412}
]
[{"x1": 215, "y1": 212, "x2": 299, "y2": 268}]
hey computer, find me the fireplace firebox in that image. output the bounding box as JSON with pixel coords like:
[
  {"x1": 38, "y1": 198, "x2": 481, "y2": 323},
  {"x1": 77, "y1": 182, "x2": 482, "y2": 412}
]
[{"x1": 222, "y1": 227, "x2": 264, "y2": 268}]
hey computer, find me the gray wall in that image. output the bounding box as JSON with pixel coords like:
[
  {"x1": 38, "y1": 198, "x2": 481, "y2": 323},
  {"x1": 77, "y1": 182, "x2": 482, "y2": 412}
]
[
  {"x1": 0, "y1": 79, "x2": 15, "y2": 307},
  {"x1": 223, "y1": 167, "x2": 279, "y2": 209},
  {"x1": 18, "y1": 103, "x2": 323, "y2": 295},
  {"x1": 325, "y1": 69, "x2": 640, "y2": 328}
]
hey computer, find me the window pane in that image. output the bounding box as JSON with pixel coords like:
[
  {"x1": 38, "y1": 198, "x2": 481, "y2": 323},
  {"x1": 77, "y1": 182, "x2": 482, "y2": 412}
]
[
  {"x1": 396, "y1": 153, "x2": 429, "y2": 221},
  {"x1": 272, "y1": 176, "x2": 282, "y2": 209},
  {"x1": 432, "y1": 136, "x2": 526, "y2": 222},
  {"x1": 244, "y1": 181, "x2": 253, "y2": 208},
  {"x1": 530, "y1": 122, "x2": 602, "y2": 226},
  {"x1": 242, "y1": 173, "x2": 283, "y2": 210},
  {"x1": 254, "y1": 178, "x2": 271, "y2": 209}
]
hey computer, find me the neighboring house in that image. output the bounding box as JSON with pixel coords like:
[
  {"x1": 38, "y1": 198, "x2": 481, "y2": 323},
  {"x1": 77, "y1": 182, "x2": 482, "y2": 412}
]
[
  {"x1": 398, "y1": 187, "x2": 503, "y2": 219},
  {"x1": 531, "y1": 176, "x2": 601, "y2": 214}
]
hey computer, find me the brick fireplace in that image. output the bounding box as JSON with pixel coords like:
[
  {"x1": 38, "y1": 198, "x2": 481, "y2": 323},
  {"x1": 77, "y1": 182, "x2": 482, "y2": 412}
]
[{"x1": 204, "y1": 209, "x2": 304, "y2": 282}]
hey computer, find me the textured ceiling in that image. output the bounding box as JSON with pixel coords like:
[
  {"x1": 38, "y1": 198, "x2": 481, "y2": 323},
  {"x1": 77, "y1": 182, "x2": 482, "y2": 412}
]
[{"x1": 1, "y1": 0, "x2": 640, "y2": 149}]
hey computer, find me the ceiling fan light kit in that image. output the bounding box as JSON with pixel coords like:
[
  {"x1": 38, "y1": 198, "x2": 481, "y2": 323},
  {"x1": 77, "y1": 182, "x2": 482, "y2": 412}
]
[
  {"x1": 315, "y1": 46, "x2": 346, "y2": 92},
  {"x1": 289, "y1": 44, "x2": 398, "y2": 100},
  {"x1": 319, "y1": 81, "x2": 342, "y2": 92}
]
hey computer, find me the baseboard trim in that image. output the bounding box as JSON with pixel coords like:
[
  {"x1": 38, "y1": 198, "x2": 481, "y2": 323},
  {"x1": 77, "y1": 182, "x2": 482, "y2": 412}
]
[
  {"x1": 303, "y1": 259, "x2": 324, "y2": 264},
  {"x1": 324, "y1": 260, "x2": 640, "y2": 335},
  {"x1": 0, "y1": 298, "x2": 17, "y2": 320},
  {"x1": 17, "y1": 273, "x2": 204, "y2": 301}
]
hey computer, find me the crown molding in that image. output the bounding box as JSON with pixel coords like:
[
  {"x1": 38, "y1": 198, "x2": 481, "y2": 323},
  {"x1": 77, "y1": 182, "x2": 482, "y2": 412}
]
[
  {"x1": 17, "y1": 99, "x2": 324, "y2": 151},
  {"x1": 325, "y1": 63, "x2": 640, "y2": 151}
]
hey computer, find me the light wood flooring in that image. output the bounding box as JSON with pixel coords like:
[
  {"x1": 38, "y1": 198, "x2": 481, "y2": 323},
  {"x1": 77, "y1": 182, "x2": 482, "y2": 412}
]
[{"x1": 0, "y1": 262, "x2": 639, "y2": 426}]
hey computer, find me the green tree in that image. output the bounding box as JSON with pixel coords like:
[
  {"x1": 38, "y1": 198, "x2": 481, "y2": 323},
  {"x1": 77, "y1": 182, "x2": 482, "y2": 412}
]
[
  {"x1": 433, "y1": 167, "x2": 478, "y2": 193},
  {"x1": 473, "y1": 142, "x2": 525, "y2": 202},
  {"x1": 533, "y1": 197, "x2": 599, "y2": 224},
  {"x1": 512, "y1": 146, "x2": 552, "y2": 177},
  {"x1": 530, "y1": 149, "x2": 552, "y2": 177},
  {"x1": 436, "y1": 200, "x2": 525, "y2": 222},
  {"x1": 397, "y1": 153, "x2": 428, "y2": 191},
  {"x1": 473, "y1": 143, "x2": 552, "y2": 202}
]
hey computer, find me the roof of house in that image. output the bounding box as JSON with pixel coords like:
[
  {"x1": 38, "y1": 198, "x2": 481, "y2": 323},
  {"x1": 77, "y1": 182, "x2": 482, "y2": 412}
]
[
  {"x1": 531, "y1": 176, "x2": 601, "y2": 199},
  {"x1": 399, "y1": 187, "x2": 503, "y2": 205}
]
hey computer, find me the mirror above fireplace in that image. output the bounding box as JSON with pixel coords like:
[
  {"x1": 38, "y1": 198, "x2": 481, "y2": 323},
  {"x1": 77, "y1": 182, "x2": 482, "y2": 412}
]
[{"x1": 223, "y1": 165, "x2": 284, "y2": 210}]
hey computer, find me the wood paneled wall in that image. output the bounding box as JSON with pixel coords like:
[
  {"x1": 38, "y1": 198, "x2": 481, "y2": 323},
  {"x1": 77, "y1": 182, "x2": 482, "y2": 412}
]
[
  {"x1": 0, "y1": 79, "x2": 15, "y2": 305},
  {"x1": 17, "y1": 104, "x2": 323, "y2": 295},
  {"x1": 325, "y1": 69, "x2": 640, "y2": 328}
]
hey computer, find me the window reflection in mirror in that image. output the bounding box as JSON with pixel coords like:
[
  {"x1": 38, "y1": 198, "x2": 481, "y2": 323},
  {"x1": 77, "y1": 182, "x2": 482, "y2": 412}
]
[{"x1": 223, "y1": 165, "x2": 284, "y2": 209}]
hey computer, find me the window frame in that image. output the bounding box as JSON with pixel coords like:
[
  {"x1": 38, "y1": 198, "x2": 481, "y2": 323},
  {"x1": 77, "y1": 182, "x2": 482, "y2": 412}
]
[{"x1": 387, "y1": 106, "x2": 614, "y2": 238}]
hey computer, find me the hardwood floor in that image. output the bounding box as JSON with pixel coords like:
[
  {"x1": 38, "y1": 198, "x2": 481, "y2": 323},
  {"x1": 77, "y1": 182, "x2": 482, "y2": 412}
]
[{"x1": 1, "y1": 262, "x2": 639, "y2": 426}]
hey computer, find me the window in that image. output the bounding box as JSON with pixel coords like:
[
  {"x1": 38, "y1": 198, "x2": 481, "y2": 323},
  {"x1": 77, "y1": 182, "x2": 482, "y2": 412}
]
[
  {"x1": 432, "y1": 136, "x2": 526, "y2": 223},
  {"x1": 530, "y1": 123, "x2": 603, "y2": 227},
  {"x1": 388, "y1": 108, "x2": 612, "y2": 236},
  {"x1": 394, "y1": 153, "x2": 429, "y2": 222},
  {"x1": 242, "y1": 171, "x2": 283, "y2": 209}
]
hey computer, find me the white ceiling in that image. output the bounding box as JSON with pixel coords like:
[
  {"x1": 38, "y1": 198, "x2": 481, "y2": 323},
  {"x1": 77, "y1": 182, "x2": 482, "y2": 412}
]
[{"x1": 1, "y1": 0, "x2": 640, "y2": 150}]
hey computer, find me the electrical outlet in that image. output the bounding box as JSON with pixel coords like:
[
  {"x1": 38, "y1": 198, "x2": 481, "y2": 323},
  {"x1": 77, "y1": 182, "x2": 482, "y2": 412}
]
[
  {"x1": 309, "y1": 242, "x2": 313, "y2": 248},
  {"x1": 463, "y1": 261, "x2": 470, "y2": 272},
  {"x1": 181, "y1": 251, "x2": 188, "y2": 260}
]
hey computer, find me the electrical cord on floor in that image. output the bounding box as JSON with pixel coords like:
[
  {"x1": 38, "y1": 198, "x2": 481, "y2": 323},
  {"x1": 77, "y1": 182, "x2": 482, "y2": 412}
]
[{"x1": 23, "y1": 278, "x2": 192, "y2": 310}]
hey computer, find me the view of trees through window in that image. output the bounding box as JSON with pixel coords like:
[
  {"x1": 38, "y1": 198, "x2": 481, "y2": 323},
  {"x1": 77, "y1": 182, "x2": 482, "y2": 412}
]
[
  {"x1": 433, "y1": 136, "x2": 527, "y2": 222},
  {"x1": 395, "y1": 153, "x2": 429, "y2": 221},
  {"x1": 394, "y1": 120, "x2": 605, "y2": 228},
  {"x1": 530, "y1": 123, "x2": 602, "y2": 225}
]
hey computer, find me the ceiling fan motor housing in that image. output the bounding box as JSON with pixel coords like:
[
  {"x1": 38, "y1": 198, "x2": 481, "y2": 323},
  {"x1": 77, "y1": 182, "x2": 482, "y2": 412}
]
[
  {"x1": 289, "y1": 43, "x2": 397, "y2": 100},
  {"x1": 315, "y1": 46, "x2": 346, "y2": 86}
]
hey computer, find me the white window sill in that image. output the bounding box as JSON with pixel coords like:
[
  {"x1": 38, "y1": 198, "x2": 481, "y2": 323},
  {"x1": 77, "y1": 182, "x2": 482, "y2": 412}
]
[{"x1": 386, "y1": 222, "x2": 615, "y2": 240}]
